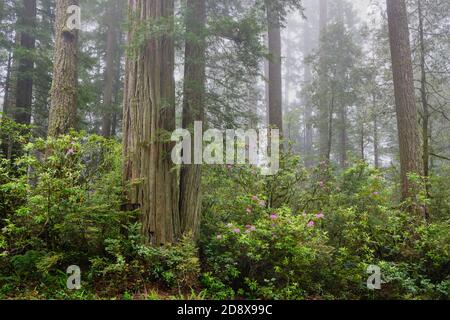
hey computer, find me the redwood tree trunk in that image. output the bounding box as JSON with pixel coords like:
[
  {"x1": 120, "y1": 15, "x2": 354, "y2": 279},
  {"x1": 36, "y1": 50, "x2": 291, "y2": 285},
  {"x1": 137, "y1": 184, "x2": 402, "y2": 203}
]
[
  {"x1": 123, "y1": 0, "x2": 179, "y2": 245},
  {"x1": 303, "y1": 7, "x2": 314, "y2": 167},
  {"x1": 417, "y1": 0, "x2": 429, "y2": 181},
  {"x1": 179, "y1": 0, "x2": 206, "y2": 238},
  {"x1": 101, "y1": 0, "x2": 120, "y2": 138},
  {"x1": 48, "y1": 0, "x2": 79, "y2": 137},
  {"x1": 318, "y1": 0, "x2": 329, "y2": 161},
  {"x1": 14, "y1": 0, "x2": 36, "y2": 125},
  {"x1": 265, "y1": 0, "x2": 283, "y2": 133},
  {"x1": 386, "y1": 0, "x2": 424, "y2": 202},
  {"x1": 373, "y1": 92, "x2": 380, "y2": 168}
]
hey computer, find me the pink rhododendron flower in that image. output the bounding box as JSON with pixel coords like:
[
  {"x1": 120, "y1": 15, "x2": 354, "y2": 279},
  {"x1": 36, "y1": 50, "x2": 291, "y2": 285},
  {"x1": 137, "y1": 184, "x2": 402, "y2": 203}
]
[
  {"x1": 246, "y1": 207, "x2": 253, "y2": 214},
  {"x1": 270, "y1": 214, "x2": 278, "y2": 220},
  {"x1": 307, "y1": 221, "x2": 315, "y2": 227},
  {"x1": 316, "y1": 213, "x2": 324, "y2": 219},
  {"x1": 233, "y1": 228, "x2": 241, "y2": 234},
  {"x1": 252, "y1": 195, "x2": 259, "y2": 201},
  {"x1": 66, "y1": 148, "x2": 75, "y2": 156}
]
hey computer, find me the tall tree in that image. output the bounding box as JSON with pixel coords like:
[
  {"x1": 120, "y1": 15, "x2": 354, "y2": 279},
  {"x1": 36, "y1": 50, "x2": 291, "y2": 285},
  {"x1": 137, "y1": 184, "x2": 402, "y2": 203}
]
[
  {"x1": 14, "y1": 0, "x2": 36, "y2": 125},
  {"x1": 318, "y1": 0, "x2": 329, "y2": 161},
  {"x1": 101, "y1": 0, "x2": 120, "y2": 138},
  {"x1": 417, "y1": 0, "x2": 429, "y2": 182},
  {"x1": 48, "y1": 0, "x2": 79, "y2": 137},
  {"x1": 302, "y1": 0, "x2": 314, "y2": 167},
  {"x1": 122, "y1": 0, "x2": 179, "y2": 245},
  {"x1": 265, "y1": 0, "x2": 283, "y2": 133},
  {"x1": 386, "y1": 0, "x2": 424, "y2": 203},
  {"x1": 179, "y1": 0, "x2": 206, "y2": 238}
]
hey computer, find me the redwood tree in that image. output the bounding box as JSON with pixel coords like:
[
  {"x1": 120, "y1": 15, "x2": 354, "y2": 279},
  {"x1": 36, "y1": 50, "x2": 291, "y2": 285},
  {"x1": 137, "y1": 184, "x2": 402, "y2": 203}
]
[
  {"x1": 265, "y1": 0, "x2": 283, "y2": 133},
  {"x1": 318, "y1": 0, "x2": 329, "y2": 161},
  {"x1": 386, "y1": 0, "x2": 424, "y2": 202},
  {"x1": 48, "y1": 0, "x2": 79, "y2": 137},
  {"x1": 101, "y1": 0, "x2": 121, "y2": 138},
  {"x1": 122, "y1": 0, "x2": 179, "y2": 245},
  {"x1": 179, "y1": 0, "x2": 206, "y2": 238},
  {"x1": 14, "y1": 0, "x2": 36, "y2": 125}
]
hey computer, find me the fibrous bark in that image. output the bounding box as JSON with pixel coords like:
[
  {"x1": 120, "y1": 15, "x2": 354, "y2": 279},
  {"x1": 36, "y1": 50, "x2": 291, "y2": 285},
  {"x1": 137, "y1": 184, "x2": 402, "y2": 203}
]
[
  {"x1": 265, "y1": 0, "x2": 283, "y2": 134},
  {"x1": 123, "y1": 0, "x2": 179, "y2": 245},
  {"x1": 386, "y1": 0, "x2": 424, "y2": 202},
  {"x1": 179, "y1": 0, "x2": 206, "y2": 239},
  {"x1": 48, "y1": 0, "x2": 79, "y2": 137},
  {"x1": 14, "y1": 0, "x2": 36, "y2": 126}
]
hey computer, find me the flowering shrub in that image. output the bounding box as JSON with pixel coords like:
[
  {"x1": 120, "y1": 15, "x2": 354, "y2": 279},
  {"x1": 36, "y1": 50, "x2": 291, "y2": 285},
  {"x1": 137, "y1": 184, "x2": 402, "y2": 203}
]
[{"x1": 201, "y1": 206, "x2": 333, "y2": 299}]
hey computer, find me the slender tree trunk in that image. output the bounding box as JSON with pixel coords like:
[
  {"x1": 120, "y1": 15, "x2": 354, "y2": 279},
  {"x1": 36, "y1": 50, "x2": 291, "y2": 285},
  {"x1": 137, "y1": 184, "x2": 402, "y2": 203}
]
[
  {"x1": 386, "y1": 0, "x2": 424, "y2": 204},
  {"x1": 14, "y1": 0, "x2": 36, "y2": 125},
  {"x1": 318, "y1": 0, "x2": 329, "y2": 161},
  {"x1": 373, "y1": 93, "x2": 380, "y2": 168},
  {"x1": 48, "y1": 0, "x2": 79, "y2": 137},
  {"x1": 2, "y1": 52, "x2": 12, "y2": 117},
  {"x1": 101, "y1": 0, "x2": 119, "y2": 138},
  {"x1": 339, "y1": 103, "x2": 347, "y2": 168},
  {"x1": 360, "y1": 122, "x2": 365, "y2": 161},
  {"x1": 417, "y1": 0, "x2": 429, "y2": 181},
  {"x1": 265, "y1": 0, "x2": 283, "y2": 134},
  {"x1": 326, "y1": 91, "x2": 334, "y2": 161},
  {"x1": 1, "y1": 52, "x2": 13, "y2": 158},
  {"x1": 303, "y1": 13, "x2": 313, "y2": 167},
  {"x1": 123, "y1": 0, "x2": 179, "y2": 245},
  {"x1": 179, "y1": 0, "x2": 206, "y2": 239},
  {"x1": 111, "y1": 17, "x2": 124, "y2": 138}
]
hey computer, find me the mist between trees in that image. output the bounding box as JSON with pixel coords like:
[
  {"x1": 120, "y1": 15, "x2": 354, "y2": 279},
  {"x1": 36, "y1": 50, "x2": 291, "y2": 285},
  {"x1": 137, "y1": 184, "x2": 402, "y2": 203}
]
[{"x1": 0, "y1": 0, "x2": 449, "y2": 300}]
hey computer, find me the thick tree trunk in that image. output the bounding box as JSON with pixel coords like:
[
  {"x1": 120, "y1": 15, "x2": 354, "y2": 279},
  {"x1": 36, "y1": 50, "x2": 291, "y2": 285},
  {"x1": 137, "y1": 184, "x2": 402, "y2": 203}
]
[
  {"x1": 14, "y1": 0, "x2": 36, "y2": 125},
  {"x1": 48, "y1": 0, "x2": 79, "y2": 137},
  {"x1": 265, "y1": 0, "x2": 283, "y2": 133},
  {"x1": 318, "y1": 0, "x2": 329, "y2": 161},
  {"x1": 101, "y1": 0, "x2": 119, "y2": 138},
  {"x1": 386, "y1": 0, "x2": 424, "y2": 202},
  {"x1": 123, "y1": 0, "x2": 179, "y2": 246},
  {"x1": 179, "y1": 0, "x2": 206, "y2": 239}
]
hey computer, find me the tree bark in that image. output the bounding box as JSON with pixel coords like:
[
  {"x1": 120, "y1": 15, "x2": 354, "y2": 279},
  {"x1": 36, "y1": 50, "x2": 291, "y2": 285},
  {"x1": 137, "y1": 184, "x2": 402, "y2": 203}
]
[
  {"x1": 179, "y1": 0, "x2": 206, "y2": 239},
  {"x1": 318, "y1": 0, "x2": 329, "y2": 161},
  {"x1": 123, "y1": 0, "x2": 179, "y2": 245},
  {"x1": 417, "y1": 0, "x2": 429, "y2": 181},
  {"x1": 386, "y1": 0, "x2": 424, "y2": 202},
  {"x1": 14, "y1": 0, "x2": 36, "y2": 126},
  {"x1": 339, "y1": 103, "x2": 347, "y2": 168},
  {"x1": 265, "y1": 0, "x2": 283, "y2": 134},
  {"x1": 101, "y1": 0, "x2": 120, "y2": 138},
  {"x1": 303, "y1": 10, "x2": 313, "y2": 167},
  {"x1": 2, "y1": 52, "x2": 12, "y2": 117},
  {"x1": 373, "y1": 92, "x2": 380, "y2": 168},
  {"x1": 48, "y1": 0, "x2": 79, "y2": 137}
]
